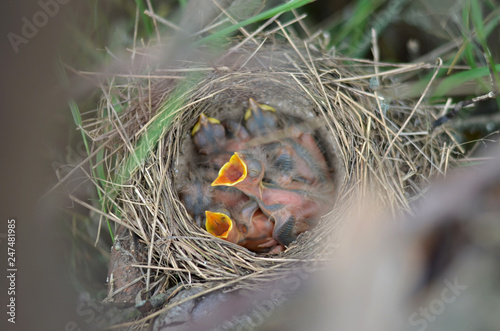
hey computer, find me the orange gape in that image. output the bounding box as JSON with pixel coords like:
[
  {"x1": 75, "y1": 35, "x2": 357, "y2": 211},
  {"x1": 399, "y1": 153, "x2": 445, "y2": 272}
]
[
  {"x1": 205, "y1": 211, "x2": 244, "y2": 243},
  {"x1": 211, "y1": 152, "x2": 252, "y2": 187}
]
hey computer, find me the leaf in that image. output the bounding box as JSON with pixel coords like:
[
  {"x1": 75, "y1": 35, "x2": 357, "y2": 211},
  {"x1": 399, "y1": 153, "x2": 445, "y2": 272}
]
[
  {"x1": 433, "y1": 64, "x2": 500, "y2": 97},
  {"x1": 195, "y1": 0, "x2": 315, "y2": 46}
]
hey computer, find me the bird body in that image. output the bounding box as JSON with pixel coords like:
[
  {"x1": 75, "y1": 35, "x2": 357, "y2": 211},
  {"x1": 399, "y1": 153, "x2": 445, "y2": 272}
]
[
  {"x1": 248, "y1": 183, "x2": 321, "y2": 245},
  {"x1": 288, "y1": 127, "x2": 330, "y2": 180},
  {"x1": 263, "y1": 127, "x2": 331, "y2": 185},
  {"x1": 205, "y1": 200, "x2": 283, "y2": 253},
  {"x1": 180, "y1": 180, "x2": 213, "y2": 227},
  {"x1": 269, "y1": 141, "x2": 325, "y2": 185},
  {"x1": 212, "y1": 186, "x2": 248, "y2": 209}
]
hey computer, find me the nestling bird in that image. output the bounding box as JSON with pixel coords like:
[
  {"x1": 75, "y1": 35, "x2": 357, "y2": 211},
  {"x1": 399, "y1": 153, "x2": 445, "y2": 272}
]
[
  {"x1": 192, "y1": 113, "x2": 251, "y2": 169},
  {"x1": 228, "y1": 199, "x2": 282, "y2": 252},
  {"x1": 210, "y1": 151, "x2": 265, "y2": 189},
  {"x1": 205, "y1": 200, "x2": 284, "y2": 253},
  {"x1": 185, "y1": 100, "x2": 334, "y2": 251},
  {"x1": 191, "y1": 113, "x2": 226, "y2": 155},
  {"x1": 222, "y1": 118, "x2": 251, "y2": 143},
  {"x1": 180, "y1": 177, "x2": 249, "y2": 227},
  {"x1": 205, "y1": 209, "x2": 243, "y2": 244},
  {"x1": 263, "y1": 127, "x2": 332, "y2": 185},
  {"x1": 244, "y1": 98, "x2": 279, "y2": 136},
  {"x1": 287, "y1": 126, "x2": 330, "y2": 181},
  {"x1": 268, "y1": 142, "x2": 323, "y2": 185},
  {"x1": 180, "y1": 180, "x2": 213, "y2": 227},
  {"x1": 211, "y1": 151, "x2": 323, "y2": 245}
]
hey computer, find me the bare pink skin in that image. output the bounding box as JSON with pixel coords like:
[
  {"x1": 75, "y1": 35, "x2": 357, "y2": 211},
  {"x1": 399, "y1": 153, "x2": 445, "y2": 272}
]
[
  {"x1": 212, "y1": 187, "x2": 248, "y2": 210},
  {"x1": 233, "y1": 206, "x2": 283, "y2": 253},
  {"x1": 208, "y1": 202, "x2": 284, "y2": 253},
  {"x1": 218, "y1": 153, "x2": 320, "y2": 245}
]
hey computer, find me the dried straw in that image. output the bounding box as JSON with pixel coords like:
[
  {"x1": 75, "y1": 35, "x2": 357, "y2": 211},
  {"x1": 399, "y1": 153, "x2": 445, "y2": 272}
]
[{"x1": 78, "y1": 27, "x2": 463, "y2": 326}]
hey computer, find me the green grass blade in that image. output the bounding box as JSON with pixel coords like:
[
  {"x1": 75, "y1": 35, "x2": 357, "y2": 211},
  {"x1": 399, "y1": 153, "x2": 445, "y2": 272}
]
[
  {"x1": 330, "y1": 0, "x2": 383, "y2": 52},
  {"x1": 470, "y1": 0, "x2": 485, "y2": 41},
  {"x1": 68, "y1": 99, "x2": 115, "y2": 242},
  {"x1": 470, "y1": 0, "x2": 500, "y2": 107},
  {"x1": 433, "y1": 64, "x2": 500, "y2": 97},
  {"x1": 135, "y1": 0, "x2": 153, "y2": 37},
  {"x1": 195, "y1": 0, "x2": 315, "y2": 46},
  {"x1": 116, "y1": 72, "x2": 203, "y2": 183},
  {"x1": 69, "y1": 99, "x2": 90, "y2": 155}
]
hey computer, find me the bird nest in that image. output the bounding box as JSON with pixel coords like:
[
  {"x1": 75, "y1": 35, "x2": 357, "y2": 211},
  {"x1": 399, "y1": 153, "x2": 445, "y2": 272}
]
[{"x1": 85, "y1": 35, "x2": 459, "y2": 326}]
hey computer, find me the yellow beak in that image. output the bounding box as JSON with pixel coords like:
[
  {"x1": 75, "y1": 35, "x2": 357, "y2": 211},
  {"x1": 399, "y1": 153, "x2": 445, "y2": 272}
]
[
  {"x1": 211, "y1": 152, "x2": 247, "y2": 186},
  {"x1": 244, "y1": 98, "x2": 276, "y2": 121},
  {"x1": 191, "y1": 113, "x2": 220, "y2": 136},
  {"x1": 205, "y1": 210, "x2": 233, "y2": 239}
]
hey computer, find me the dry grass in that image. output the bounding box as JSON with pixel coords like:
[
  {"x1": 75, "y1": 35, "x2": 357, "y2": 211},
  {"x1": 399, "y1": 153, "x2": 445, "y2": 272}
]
[{"x1": 66, "y1": 17, "x2": 480, "y2": 326}]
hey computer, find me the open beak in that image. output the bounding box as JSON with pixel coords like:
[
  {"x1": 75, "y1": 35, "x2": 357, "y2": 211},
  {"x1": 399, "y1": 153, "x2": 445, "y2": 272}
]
[
  {"x1": 211, "y1": 152, "x2": 247, "y2": 186},
  {"x1": 244, "y1": 98, "x2": 275, "y2": 121},
  {"x1": 191, "y1": 113, "x2": 220, "y2": 136},
  {"x1": 205, "y1": 211, "x2": 233, "y2": 239}
]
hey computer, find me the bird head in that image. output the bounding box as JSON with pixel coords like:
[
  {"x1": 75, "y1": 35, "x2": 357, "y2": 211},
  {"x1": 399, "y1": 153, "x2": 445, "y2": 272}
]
[
  {"x1": 205, "y1": 210, "x2": 232, "y2": 238},
  {"x1": 244, "y1": 98, "x2": 278, "y2": 135},
  {"x1": 191, "y1": 113, "x2": 221, "y2": 135},
  {"x1": 211, "y1": 152, "x2": 264, "y2": 187},
  {"x1": 205, "y1": 210, "x2": 244, "y2": 243},
  {"x1": 245, "y1": 98, "x2": 276, "y2": 120},
  {"x1": 191, "y1": 113, "x2": 226, "y2": 154},
  {"x1": 222, "y1": 119, "x2": 250, "y2": 141}
]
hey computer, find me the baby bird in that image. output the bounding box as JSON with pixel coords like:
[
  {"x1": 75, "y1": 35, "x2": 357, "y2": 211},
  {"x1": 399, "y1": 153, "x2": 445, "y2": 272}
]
[
  {"x1": 192, "y1": 113, "x2": 252, "y2": 154},
  {"x1": 229, "y1": 199, "x2": 282, "y2": 252},
  {"x1": 211, "y1": 151, "x2": 322, "y2": 245},
  {"x1": 191, "y1": 113, "x2": 226, "y2": 155},
  {"x1": 180, "y1": 177, "x2": 248, "y2": 228},
  {"x1": 276, "y1": 138, "x2": 330, "y2": 185},
  {"x1": 287, "y1": 126, "x2": 330, "y2": 182},
  {"x1": 210, "y1": 151, "x2": 265, "y2": 189},
  {"x1": 244, "y1": 98, "x2": 279, "y2": 136},
  {"x1": 261, "y1": 126, "x2": 331, "y2": 186},
  {"x1": 192, "y1": 114, "x2": 251, "y2": 169},
  {"x1": 180, "y1": 180, "x2": 213, "y2": 227},
  {"x1": 205, "y1": 200, "x2": 283, "y2": 253},
  {"x1": 222, "y1": 119, "x2": 251, "y2": 144},
  {"x1": 205, "y1": 209, "x2": 243, "y2": 244}
]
